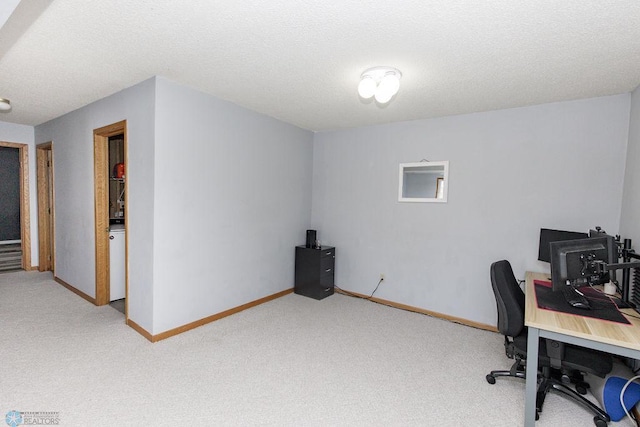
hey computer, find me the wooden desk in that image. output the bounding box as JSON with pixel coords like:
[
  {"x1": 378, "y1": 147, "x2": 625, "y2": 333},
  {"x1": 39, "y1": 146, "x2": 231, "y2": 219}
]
[{"x1": 524, "y1": 271, "x2": 640, "y2": 426}]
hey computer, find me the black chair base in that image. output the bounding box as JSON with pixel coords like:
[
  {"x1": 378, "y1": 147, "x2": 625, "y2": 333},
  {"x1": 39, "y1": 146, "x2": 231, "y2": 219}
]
[
  {"x1": 486, "y1": 362, "x2": 610, "y2": 426},
  {"x1": 537, "y1": 370, "x2": 610, "y2": 426},
  {"x1": 486, "y1": 358, "x2": 526, "y2": 384}
]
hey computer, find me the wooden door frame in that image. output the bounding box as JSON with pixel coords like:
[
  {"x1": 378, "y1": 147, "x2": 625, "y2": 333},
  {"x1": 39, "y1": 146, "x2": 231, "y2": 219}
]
[
  {"x1": 36, "y1": 142, "x2": 55, "y2": 272},
  {"x1": 0, "y1": 141, "x2": 31, "y2": 270},
  {"x1": 93, "y1": 120, "x2": 128, "y2": 316}
]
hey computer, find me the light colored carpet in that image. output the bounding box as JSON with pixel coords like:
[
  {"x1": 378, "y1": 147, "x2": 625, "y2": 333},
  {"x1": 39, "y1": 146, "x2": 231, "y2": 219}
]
[{"x1": 0, "y1": 271, "x2": 631, "y2": 426}]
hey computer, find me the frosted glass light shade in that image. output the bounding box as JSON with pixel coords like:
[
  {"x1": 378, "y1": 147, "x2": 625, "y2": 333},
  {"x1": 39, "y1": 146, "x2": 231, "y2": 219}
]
[
  {"x1": 0, "y1": 98, "x2": 10, "y2": 111},
  {"x1": 375, "y1": 73, "x2": 400, "y2": 103},
  {"x1": 358, "y1": 67, "x2": 402, "y2": 104},
  {"x1": 374, "y1": 89, "x2": 393, "y2": 104},
  {"x1": 357, "y1": 76, "x2": 376, "y2": 99}
]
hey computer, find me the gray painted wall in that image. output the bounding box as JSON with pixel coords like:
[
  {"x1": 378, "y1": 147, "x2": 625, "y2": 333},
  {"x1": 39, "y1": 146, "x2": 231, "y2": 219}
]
[
  {"x1": 152, "y1": 78, "x2": 314, "y2": 334},
  {"x1": 620, "y1": 86, "x2": 640, "y2": 244},
  {"x1": 9, "y1": 77, "x2": 638, "y2": 335},
  {"x1": 0, "y1": 121, "x2": 37, "y2": 263},
  {"x1": 0, "y1": 121, "x2": 33, "y2": 142},
  {"x1": 34, "y1": 78, "x2": 156, "y2": 332},
  {"x1": 311, "y1": 95, "x2": 630, "y2": 326}
]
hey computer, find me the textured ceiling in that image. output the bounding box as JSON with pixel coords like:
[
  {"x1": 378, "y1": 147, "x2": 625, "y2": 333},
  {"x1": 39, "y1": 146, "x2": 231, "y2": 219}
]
[{"x1": 1, "y1": 0, "x2": 640, "y2": 131}]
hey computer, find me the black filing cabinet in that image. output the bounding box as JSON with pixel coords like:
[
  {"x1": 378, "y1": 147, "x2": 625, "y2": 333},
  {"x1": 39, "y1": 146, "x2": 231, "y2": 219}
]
[{"x1": 294, "y1": 245, "x2": 335, "y2": 300}]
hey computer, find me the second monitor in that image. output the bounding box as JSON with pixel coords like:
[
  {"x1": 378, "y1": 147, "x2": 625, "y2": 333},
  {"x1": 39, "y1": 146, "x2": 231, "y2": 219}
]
[{"x1": 538, "y1": 228, "x2": 589, "y2": 263}]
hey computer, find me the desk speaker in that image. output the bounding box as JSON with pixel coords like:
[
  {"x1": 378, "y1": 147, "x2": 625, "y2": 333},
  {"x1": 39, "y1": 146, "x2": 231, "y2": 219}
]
[{"x1": 306, "y1": 230, "x2": 317, "y2": 248}]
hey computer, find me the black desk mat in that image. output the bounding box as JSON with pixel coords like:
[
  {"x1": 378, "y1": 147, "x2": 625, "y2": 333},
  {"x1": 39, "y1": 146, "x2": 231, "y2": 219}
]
[{"x1": 534, "y1": 280, "x2": 630, "y2": 325}]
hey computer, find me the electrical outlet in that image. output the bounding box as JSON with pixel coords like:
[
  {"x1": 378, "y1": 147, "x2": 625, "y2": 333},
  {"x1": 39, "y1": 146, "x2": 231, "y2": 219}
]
[{"x1": 380, "y1": 273, "x2": 385, "y2": 281}]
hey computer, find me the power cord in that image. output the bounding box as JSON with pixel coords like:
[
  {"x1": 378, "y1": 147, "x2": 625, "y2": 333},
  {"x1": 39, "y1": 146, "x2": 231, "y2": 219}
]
[
  {"x1": 335, "y1": 279, "x2": 454, "y2": 329},
  {"x1": 335, "y1": 277, "x2": 384, "y2": 300},
  {"x1": 620, "y1": 375, "x2": 640, "y2": 425},
  {"x1": 336, "y1": 277, "x2": 486, "y2": 332},
  {"x1": 369, "y1": 278, "x2": 384, "y2": 297},
  {"x1": 335, "y1": 278, "x2": 419, "y2": 315}
]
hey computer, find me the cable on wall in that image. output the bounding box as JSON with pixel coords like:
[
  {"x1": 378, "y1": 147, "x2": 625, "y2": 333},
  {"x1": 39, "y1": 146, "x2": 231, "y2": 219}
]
[{"x1": 335, "y1": 277, "x2": 384, "y2": 300}]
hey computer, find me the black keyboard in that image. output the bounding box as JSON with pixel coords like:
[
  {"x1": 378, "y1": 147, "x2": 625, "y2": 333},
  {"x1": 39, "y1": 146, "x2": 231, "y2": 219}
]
[{"x1": 561, "y1": 286, "x2": 591, "y2": 309}]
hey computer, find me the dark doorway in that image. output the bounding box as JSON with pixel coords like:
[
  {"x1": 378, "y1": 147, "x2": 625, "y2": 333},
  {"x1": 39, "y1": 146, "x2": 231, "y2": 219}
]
[
  {"x1": 0, "y1": 146, "x2": 22, "y2": 271},
  {"x1": 0, "y1": 146, "x2": 20, "y2": 240}
]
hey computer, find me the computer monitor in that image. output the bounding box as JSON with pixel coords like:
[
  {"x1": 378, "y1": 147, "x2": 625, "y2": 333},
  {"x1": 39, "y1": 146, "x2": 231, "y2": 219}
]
[
  {"x1": 549, "y1": 236, "x2": 615, "y2": 291},
  {"x1": 538, "y1": 228, "x2": 589, "y2": 263}
]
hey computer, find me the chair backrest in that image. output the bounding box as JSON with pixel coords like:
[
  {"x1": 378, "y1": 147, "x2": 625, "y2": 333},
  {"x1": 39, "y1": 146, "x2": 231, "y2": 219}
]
[{"x1": 490, "y1": 260, "x2": 525, "y2": 338}]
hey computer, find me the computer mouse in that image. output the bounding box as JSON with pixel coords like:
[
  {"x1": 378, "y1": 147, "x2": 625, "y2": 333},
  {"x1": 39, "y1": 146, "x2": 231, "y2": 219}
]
[{"x1": 569, "y1": 300, "x2": 591, "y2": 310}]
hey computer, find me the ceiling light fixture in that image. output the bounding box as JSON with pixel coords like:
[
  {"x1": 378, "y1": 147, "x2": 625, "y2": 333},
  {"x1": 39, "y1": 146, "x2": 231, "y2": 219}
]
[
  {"x1": 0, "y1": 98, "x2": 11, "y2": 111},
  {"x1": 357, "y1": 67, "x2": 402, "y2": 104}
]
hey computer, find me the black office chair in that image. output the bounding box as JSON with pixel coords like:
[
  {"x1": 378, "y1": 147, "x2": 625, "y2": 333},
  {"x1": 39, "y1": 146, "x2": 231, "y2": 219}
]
[{"x1": 485, "y1": 260, "x2": 612, "y2": 426}]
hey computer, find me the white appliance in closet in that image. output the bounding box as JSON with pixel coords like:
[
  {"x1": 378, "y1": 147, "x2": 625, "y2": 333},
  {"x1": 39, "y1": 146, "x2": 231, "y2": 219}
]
[{"x1": 109, "y1": 224, "x2": 125, "y2": 301}]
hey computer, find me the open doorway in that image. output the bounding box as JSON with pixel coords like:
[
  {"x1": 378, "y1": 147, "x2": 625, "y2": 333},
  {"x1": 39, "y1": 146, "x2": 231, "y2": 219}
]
[
  {"x1": 0, "y1": 141, "x2": 31, "y2": 272},
  {"x1": 93, "y1": 121, "x2": 128, "y2": 320},
  {"x1": 36, "y1": 142, "x2": 55, "y2": 272}
]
